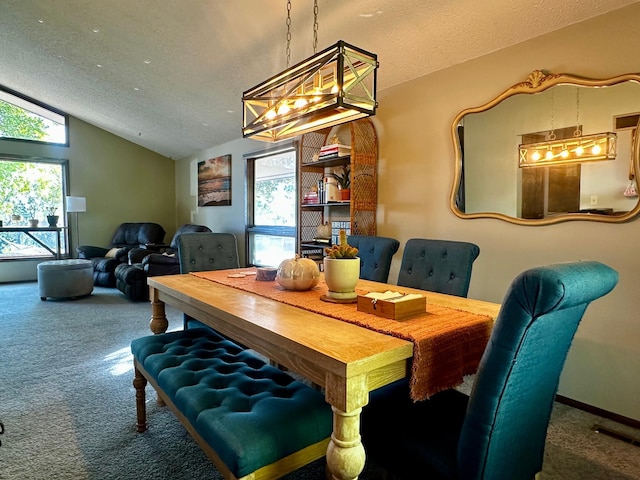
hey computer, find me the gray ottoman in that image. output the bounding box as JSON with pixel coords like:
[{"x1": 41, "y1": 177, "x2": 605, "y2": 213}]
[{"x1": 37, "y1": 259, "x2": 94, "y2": 301}]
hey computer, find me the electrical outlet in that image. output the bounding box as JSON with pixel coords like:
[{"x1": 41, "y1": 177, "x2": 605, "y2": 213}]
[{"x1": 590, "y1": 195, "x2": 598, "y2": 206}]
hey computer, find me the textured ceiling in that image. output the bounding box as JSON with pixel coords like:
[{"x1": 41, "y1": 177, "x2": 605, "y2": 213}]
[{"x1": 0, "y1": 0, "x2": 637, "y2": 159}]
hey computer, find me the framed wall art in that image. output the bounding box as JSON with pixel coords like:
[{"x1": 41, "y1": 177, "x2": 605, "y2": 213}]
[{"x1": 197, "y1": 154, "x2": 231, "y2": 206}]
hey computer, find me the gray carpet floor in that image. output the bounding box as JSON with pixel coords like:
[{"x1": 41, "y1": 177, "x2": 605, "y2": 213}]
[{"x1": 0, "y1": 281, "x2": 638, "y2": 479}]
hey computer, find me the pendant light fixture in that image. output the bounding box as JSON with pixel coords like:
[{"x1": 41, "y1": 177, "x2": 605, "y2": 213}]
[
  {"x1": 242, "y1": 1, "x2": 378, "y2": 142},
  {"x1": 519, "y1": 88, "x2": 617, "y2": 167}
]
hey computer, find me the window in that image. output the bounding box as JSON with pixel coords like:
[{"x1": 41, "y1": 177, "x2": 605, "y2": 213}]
[
  {"x1": 0, "y1": 156, "x2": 69, "y2": 259},
  {"x1": 0, "y1": 85, "x2": 68, "y2": 145},
  {"x1": 246, "y1": 145, "x2": 298, "y2": 267}
]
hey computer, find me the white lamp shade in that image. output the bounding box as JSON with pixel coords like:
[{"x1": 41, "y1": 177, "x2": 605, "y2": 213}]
[{"x1": 66, "y1": 196, "x2": 87, "y2": 213}]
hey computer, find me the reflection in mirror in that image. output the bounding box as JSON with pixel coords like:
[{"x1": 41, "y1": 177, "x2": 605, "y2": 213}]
[{"x1": 451, "y1": 71, "x2": 640, "y2": 225}]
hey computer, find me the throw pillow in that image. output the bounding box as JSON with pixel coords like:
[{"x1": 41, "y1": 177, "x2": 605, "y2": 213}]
[{"x1": 105, "y1": 247, "x2": 122, "y2": 258}]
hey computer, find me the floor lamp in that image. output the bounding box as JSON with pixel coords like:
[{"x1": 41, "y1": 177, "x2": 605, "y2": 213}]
[{"x1": 66, "y1": 196, "x2": 86, "y2": 257}]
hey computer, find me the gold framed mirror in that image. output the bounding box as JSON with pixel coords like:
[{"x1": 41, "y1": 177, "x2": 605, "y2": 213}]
[{"x1": 450, "y1": 70, "x2": 640, "y2": 225}]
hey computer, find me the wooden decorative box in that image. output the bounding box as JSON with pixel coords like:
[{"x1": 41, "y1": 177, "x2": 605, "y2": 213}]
[{"x1": 357, "y1": 291, "x2": 426, "y2": 321}]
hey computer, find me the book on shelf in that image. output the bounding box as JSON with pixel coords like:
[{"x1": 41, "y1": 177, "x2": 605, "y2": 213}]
[
  {"x1": 320, "y1": 143, "x2": 351, "y2": 152},
  {"x1": 318, "y1": 152, "x2": 350, "y2": 161},
  {"x1": 320, "y1": 144, "x2": 351, "y2": 158}
]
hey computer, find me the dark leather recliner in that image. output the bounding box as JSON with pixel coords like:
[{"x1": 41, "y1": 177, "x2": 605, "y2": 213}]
[
  {"x1": 115, "y1": 224, "x2": 212, "y2": 300},
  {"x1": 77, "y1": 222, "x2": 166, "y2": 287}
]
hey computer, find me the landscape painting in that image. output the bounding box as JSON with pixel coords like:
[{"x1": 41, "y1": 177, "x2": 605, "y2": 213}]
[{"x1": 197, "y1": 154, "x2": 231, "y2": 206}]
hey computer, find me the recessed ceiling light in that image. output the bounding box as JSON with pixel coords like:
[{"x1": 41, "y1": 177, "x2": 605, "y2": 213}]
[
  {"x1": 96, "y1": 64, "x2": 103, "y2": 68},
  {"x1": 227, "y1": 110, "x2": 234, "y2": 114},
  {"x1": 144, "y1": 59, "x2": 151, "y2": 64},
  {"x1": 91, "y1": 28, "x2": 100, "y2": 33},
  {"x1": 38, "y1": 19, "x2": 44, "y2": 24},
  {"x1": 359, "y1": 13, "x2": 373, "y2": 18},
  {"x1": 134, "y1": 87, "x2": 140, "y2": 91},
  {"x1": 202, "y1": 123, "x2": 209, "y2": 127}
]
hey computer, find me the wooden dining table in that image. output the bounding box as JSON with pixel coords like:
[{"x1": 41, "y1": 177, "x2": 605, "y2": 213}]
[{"x1": 146, "y1": 271, "x2": 500, "y2": 480}]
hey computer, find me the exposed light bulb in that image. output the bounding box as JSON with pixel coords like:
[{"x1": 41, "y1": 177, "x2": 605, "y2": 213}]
[
  {"x1": 560, "y1": 148, "x2": 569, "y2": 158},
  {"x1": 277, "y1": 102, "x2": 290, "y2": 116},
  {"x1": 575, "y1": 145, "x2": 584, "y2": 156},
  {"x1": 265, "y1": 109, "x2": 277, "y2": 120},
  {"x1": 531, "y1": 151, "x2": 541, "y2": 161},
  {"x1": 293, "y1": 86, "x2": 307, "y2": 109},
  {"x1": 545, "y1": 150, "x2": 554, "y2": 160}
]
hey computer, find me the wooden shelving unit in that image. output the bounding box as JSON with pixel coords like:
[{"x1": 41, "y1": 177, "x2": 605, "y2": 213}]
[{"x1": 297, "y1": 118, "x2": 378, "y2": 263}]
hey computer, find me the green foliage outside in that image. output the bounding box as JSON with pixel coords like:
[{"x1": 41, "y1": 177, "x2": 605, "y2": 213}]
[
  {"x1": 255, "y1": 152, "x2": 296, "y2": 226},
  {"x1": 0, "y1": 161, "x2": 63, "y2": 219},
  {"x1": 0, "y1": 101, "x2": 63, "y2": 256},
  {"x1": 0, "y1": 100, "x2": 48, "y2": 141},
  {"x1": 0, "y1": 99, "x2": 61, "y2": 221}
]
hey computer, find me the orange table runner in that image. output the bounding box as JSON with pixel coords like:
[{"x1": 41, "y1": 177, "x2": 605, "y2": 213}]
[{"x1": 190, "y1": 269, "x2": 493, "y2": 401}]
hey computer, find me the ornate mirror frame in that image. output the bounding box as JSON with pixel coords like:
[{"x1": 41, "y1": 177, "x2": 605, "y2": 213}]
[{"x1": 450, "y1": 70, "x2": 640, "y2": 225}]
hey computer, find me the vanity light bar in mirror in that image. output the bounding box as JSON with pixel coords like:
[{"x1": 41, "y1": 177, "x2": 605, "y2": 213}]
[{"x1": 519, "y1": 132, "x2": 617, "y2": 168}]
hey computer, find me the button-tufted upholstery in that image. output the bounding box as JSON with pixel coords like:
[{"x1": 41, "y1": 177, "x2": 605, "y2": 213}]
[
  {"x1": 397, "y1": 238, "x2": 480, "y2": 297},
  {"x1": 177, "y1": 232, "x2": 240, "y2": 330},
  {"x1": 347, "y1": 235, "x2": 400, "y2": 283},
  {"x1": 362, "y1": 261, "x2": 618, "y2": 480},
  {"x1": 177, "y1": 232, "x2": 239, "y2": 273},
  {"x1": 131, "y1": 328, "x2": 332, "y2": 479}
]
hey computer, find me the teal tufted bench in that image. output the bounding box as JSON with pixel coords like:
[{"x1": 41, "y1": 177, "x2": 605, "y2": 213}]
[{"x1": 131, "y1": 328, "x2": 332, "y2": 480}]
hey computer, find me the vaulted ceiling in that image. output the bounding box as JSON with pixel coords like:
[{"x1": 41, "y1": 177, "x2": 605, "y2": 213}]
[{"x1": 1, "y1": 0, "x2": 637, "y2": 159}]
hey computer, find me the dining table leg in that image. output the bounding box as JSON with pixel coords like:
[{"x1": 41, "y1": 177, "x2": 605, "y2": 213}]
[
  {"x1": 149, "y1": 287, "x2": 169, "y2": 334},
  {"x1": 325, "y1": 373, "x2": 367, "y2": 480}
]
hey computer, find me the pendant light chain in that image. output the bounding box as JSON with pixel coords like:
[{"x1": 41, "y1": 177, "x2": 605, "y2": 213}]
[
  {"x1": 286, "y1": 0, "x2": 292, "y2": 67},
  {"x1": 574, "y1": 88, "x2": 582, "y2": 137},
  {"x1": 313, "y1": 0, "x2": 319, "y2": 54},
  {"x1": 549, "y1": 90, "x2": 556, "y2": 141}
]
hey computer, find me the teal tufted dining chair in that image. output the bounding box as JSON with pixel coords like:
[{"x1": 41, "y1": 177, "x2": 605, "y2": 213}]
[
  {"x1": 397, "y1": 238, "x2": 480, "y2": 297},
  {"x1": 362, "y1": 261, "x2": 618, "y2": 480},
  {"x1": 177, "y1": 232, "x2": 240, "y2": 330},
  {"x1": 347, "y1": 235, "x2": 400, "y2": 283}
]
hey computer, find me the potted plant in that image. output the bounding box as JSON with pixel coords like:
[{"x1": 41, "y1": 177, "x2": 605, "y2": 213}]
[
  {"x1": 323, "y1": 229, "x2": 360, "y2": 300},
  {"x1": 327, "y1": 165, "x2": 351, "y2": 201},
  {"x1": 24, "y1": 202, "x2": 40, "y2": 228},
  {"x1": 46, "y1": 205, "x2": 59, "y2": 227}
]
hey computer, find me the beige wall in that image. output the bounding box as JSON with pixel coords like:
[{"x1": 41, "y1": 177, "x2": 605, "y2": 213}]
[
  {"x1": 0, "y1": 116, "x2": 176, "y2": 282},
  {"x1": 175, "y1": 137, "x2": 265, "y2": 267},
  {"x1": 375, "y1": 4, "x2": 640, "y2": 420},
  {"x1": 176, "y1": 4, "x2": 640, "y2": 421}
]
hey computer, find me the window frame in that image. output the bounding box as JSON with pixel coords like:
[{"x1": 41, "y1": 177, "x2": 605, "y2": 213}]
[
  {"x1": 0, "y1": 84, "x2": 69, "y2": 147},
  {"x1": 0, "y1": 153, "x2": 71, "y2": 261},
  {"x1": 245, "y1": 141, "x2": 299, "y2": 267}
]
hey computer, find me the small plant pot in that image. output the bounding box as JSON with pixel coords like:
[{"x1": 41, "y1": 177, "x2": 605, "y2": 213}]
[
  {"x1": 47, "y1": 215, "x2": 59, "y2": 227},
  {"x1": 340, "y1": 188, "x2": 351, "y2": 201},
  {"x1": 29, "y1": 219, "x2": 39, "y2": 228},
  {"x1": 323, "y1": 257, "x2": 360, "y2": 300}
]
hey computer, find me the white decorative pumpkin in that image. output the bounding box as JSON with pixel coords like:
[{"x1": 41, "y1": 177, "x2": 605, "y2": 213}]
[{"x1": 276, "y1": 255, "x2": 320, "y2": 291}]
